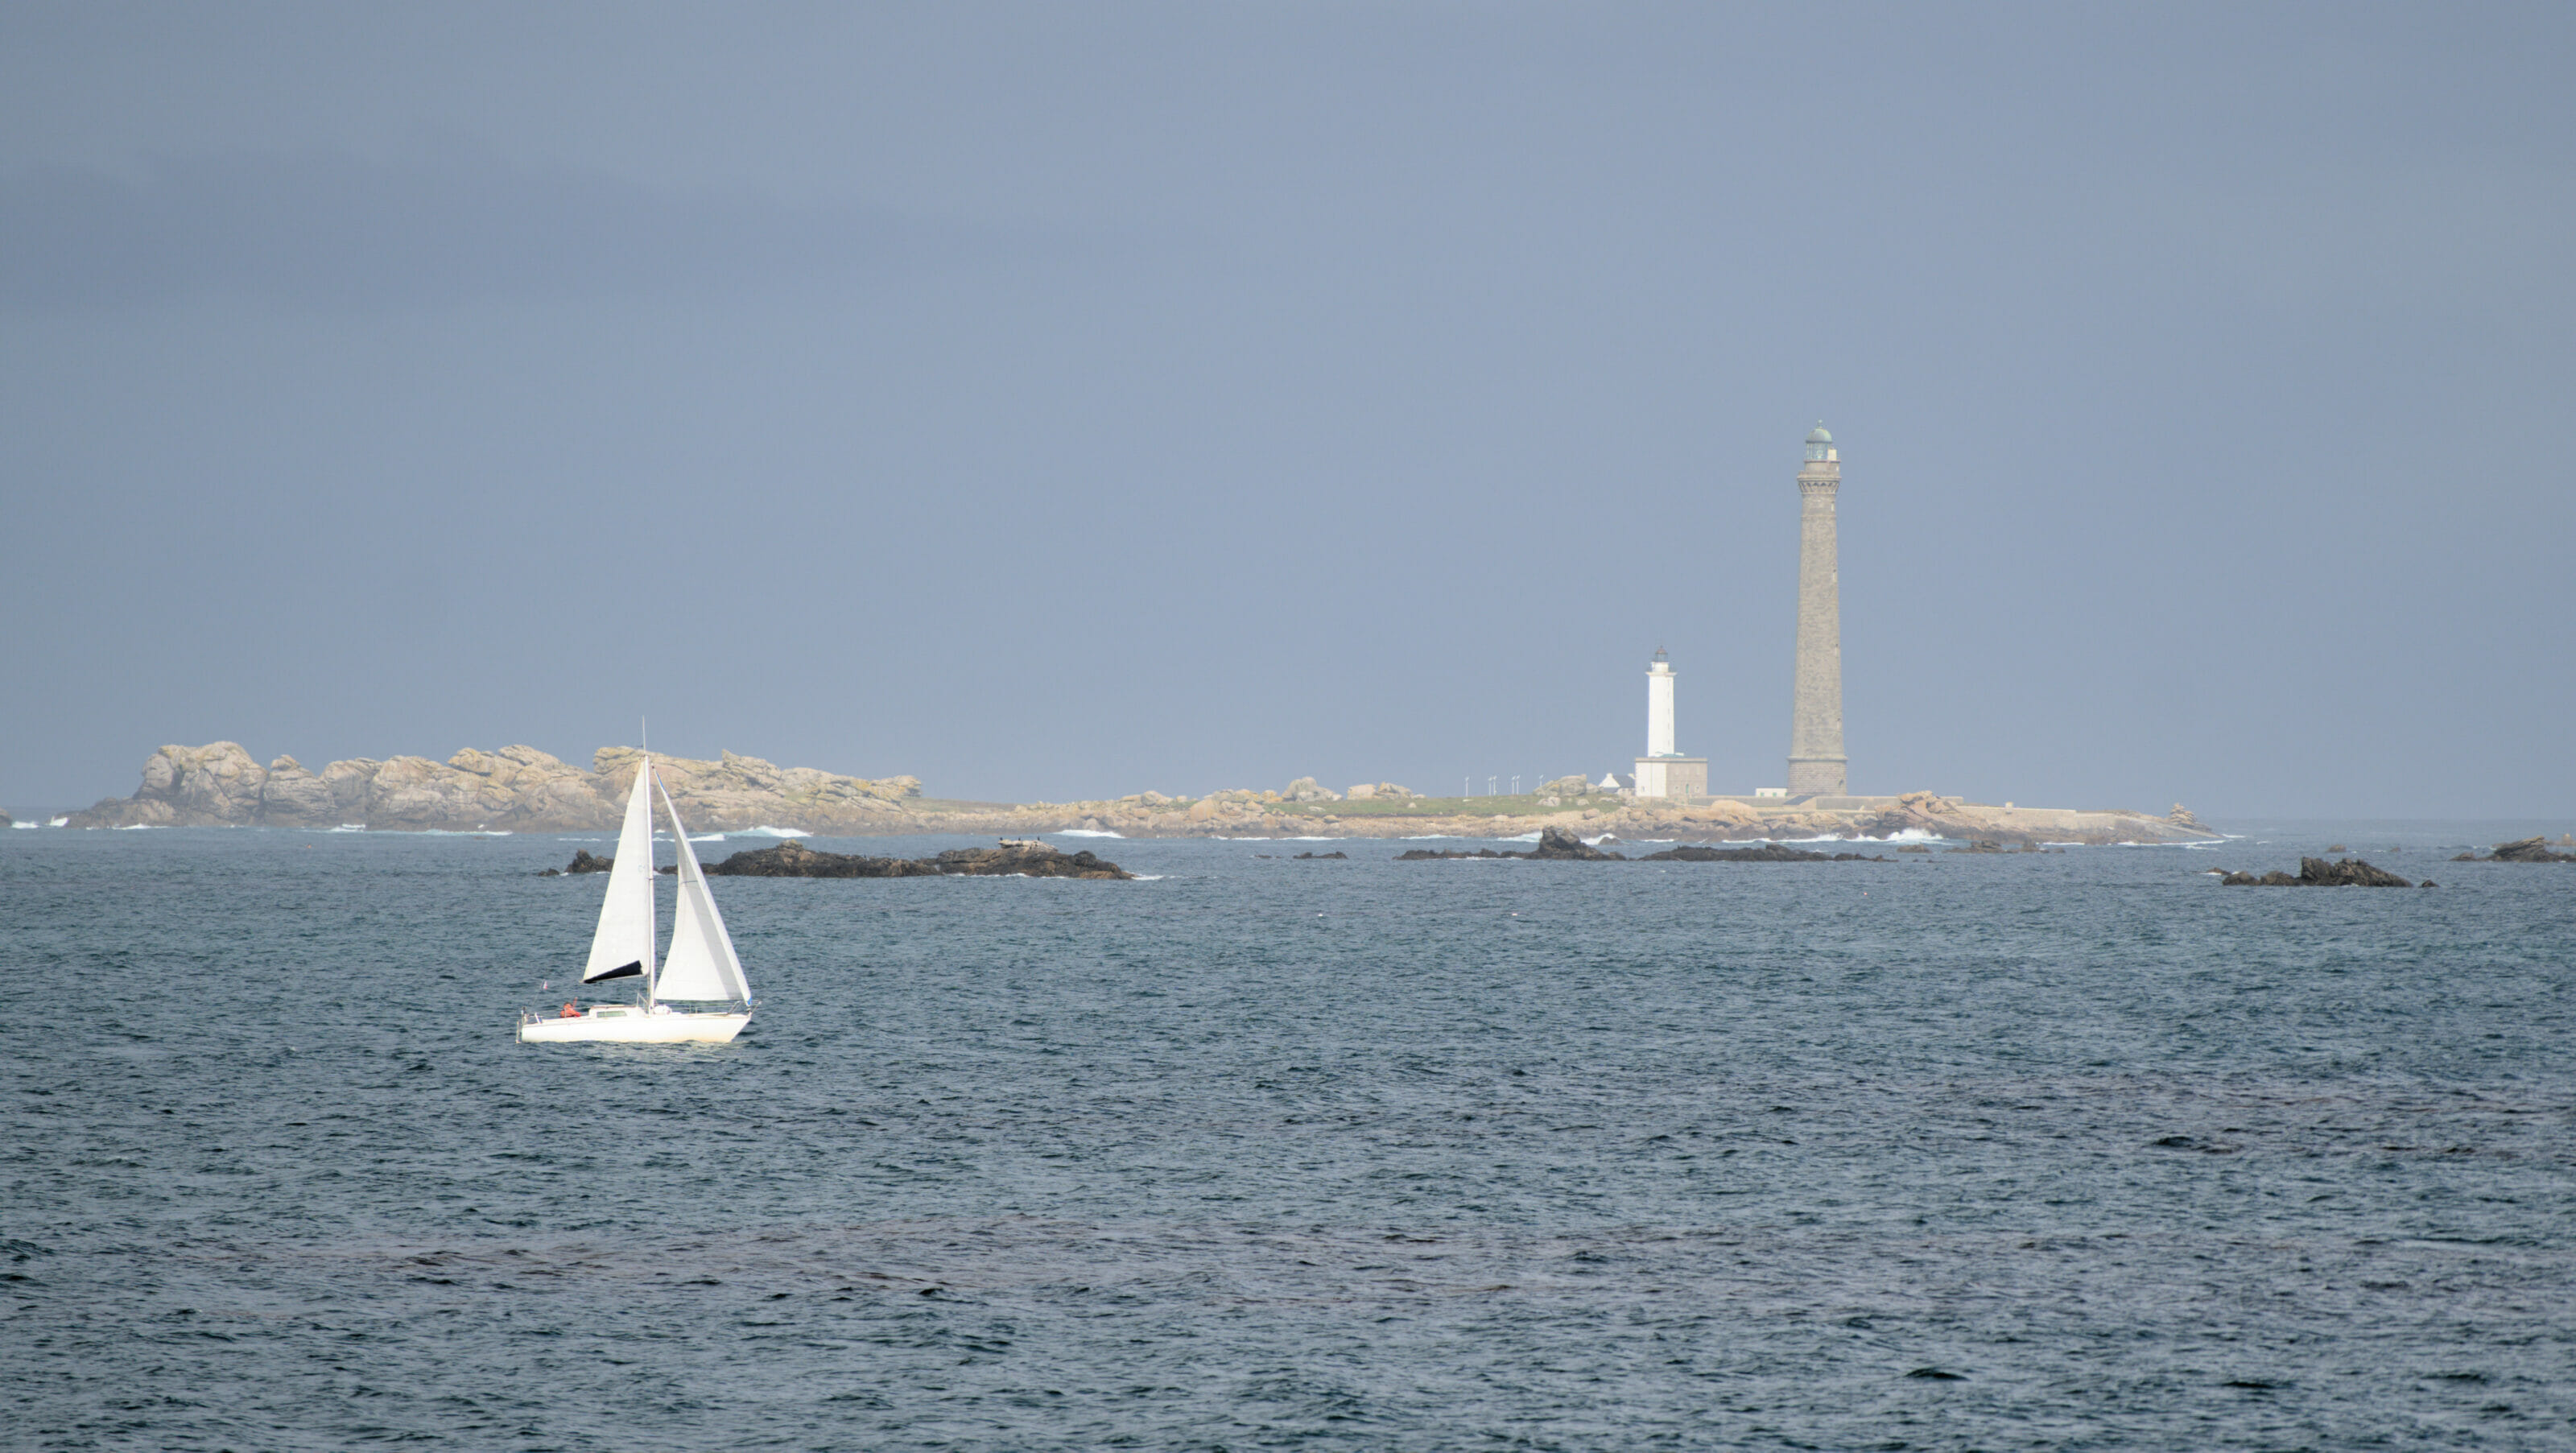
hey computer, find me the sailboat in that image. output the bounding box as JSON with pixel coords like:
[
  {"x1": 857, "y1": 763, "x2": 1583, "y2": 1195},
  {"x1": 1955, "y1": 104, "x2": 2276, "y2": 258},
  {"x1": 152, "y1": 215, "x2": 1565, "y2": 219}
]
[{"x1": 518, "y1": 753, "x2": 753, "y2": 1044}]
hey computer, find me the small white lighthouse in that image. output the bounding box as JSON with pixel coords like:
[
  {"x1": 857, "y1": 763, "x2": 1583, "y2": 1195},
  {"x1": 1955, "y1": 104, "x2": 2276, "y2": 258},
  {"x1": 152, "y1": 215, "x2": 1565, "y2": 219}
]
[
  {"x1": 1633, "y1": 648, "x2": 1708, "y2": 799},
  {"x1": 1646, "y1": 649, "x2": 1676, "y2": 757}
]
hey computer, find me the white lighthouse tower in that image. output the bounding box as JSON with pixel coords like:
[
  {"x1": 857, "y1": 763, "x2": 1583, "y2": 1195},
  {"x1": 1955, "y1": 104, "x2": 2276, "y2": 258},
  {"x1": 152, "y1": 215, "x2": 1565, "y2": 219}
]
[{"x1": 1633, "y1": 648, "x2": 1707, "y2": 799}]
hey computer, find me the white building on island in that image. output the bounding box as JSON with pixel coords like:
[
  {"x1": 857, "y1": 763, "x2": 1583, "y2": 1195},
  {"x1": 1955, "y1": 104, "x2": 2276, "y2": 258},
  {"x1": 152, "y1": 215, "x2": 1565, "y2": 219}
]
[{"x1": 1633, "y1": 648, "x2": 1707, "y2": 800}]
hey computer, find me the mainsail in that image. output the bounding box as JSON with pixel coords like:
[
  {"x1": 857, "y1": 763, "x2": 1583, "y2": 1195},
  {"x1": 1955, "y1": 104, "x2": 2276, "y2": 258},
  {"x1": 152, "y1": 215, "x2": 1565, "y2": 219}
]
[
  {"x1": 580, "y1": 758, "x2": 658, "y2": 984},
  {"x1": 654, "y1": 775, "x2": 751, "y2": 1003}
]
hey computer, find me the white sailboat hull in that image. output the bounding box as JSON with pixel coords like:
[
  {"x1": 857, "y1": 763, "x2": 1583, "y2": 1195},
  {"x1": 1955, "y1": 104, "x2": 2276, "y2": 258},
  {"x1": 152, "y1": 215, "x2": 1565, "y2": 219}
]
[{"x1": 517, "y1": 1007, "x2": 750, "y2": 1044}]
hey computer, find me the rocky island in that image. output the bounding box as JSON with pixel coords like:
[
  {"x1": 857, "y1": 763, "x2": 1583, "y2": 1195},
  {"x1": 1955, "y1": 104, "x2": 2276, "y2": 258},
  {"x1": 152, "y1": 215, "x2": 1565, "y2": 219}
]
[
  {"x1": 2451, "y1": 837, "x2": 2576, "y2": 864},
  {"x1": 539, "y1": 838, "x2": 1131, "y2": 879},
  {"x1": 692, "y1": 838, "x2": 1132, "y2": 881},
  {"x1": 66, "y1": 741, "x2": 2223, "y2": 846},
  {"x1": 2219, "y1": 857, "x2": 2418, "y2": 887}
]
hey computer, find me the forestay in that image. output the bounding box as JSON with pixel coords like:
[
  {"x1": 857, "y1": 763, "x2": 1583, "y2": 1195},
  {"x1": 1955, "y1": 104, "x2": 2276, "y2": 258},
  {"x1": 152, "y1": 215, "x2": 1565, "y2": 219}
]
[
  {"x1": 580, "y1": 762, "x2": 658, "y2": 984},
  {"x1": 654, "y1": 775, "x2": 751, "y2": 1003}
]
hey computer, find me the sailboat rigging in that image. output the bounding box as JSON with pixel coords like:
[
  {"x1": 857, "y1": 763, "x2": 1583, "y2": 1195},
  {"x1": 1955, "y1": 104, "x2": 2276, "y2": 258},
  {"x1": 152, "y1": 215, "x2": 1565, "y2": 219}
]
[{"x1": 518, "y1": 752, "x2": 754, "y2": 1044}]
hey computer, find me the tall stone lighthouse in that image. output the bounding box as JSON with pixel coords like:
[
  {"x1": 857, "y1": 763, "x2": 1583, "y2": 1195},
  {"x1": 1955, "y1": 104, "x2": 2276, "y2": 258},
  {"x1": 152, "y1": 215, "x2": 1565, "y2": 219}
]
[{"x1": 1787, "y1": 424, "x2": 1847, "y2": 799}]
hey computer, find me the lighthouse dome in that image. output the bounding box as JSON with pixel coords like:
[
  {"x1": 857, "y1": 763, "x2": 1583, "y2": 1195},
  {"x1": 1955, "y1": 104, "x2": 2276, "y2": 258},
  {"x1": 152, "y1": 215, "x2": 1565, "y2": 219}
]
[{"x1": 1806, "y1": 424, "x2": 1832, "y2": 444}]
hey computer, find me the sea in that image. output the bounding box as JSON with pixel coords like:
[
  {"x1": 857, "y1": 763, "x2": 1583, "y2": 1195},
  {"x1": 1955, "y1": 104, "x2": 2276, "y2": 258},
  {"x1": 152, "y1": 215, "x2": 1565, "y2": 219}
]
[{"x1": 2, "y1": 821, "x2": 2570, "y2": 1451}]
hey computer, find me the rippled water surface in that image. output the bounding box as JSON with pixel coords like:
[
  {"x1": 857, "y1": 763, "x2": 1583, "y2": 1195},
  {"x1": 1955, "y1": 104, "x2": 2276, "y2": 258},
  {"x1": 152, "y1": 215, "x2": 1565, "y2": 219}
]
[{"x1": 4, "y1": 824, "x2": 2572, "y2": 1450}]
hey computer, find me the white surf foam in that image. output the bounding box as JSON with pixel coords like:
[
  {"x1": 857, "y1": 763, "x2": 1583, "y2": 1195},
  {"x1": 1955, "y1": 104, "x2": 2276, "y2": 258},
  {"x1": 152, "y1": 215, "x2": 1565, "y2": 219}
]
[
  {"x1": 1055, "y1": 829, "x2": 1125, "y2": 838},
  {"x1": 47, "y1": 816, "x2": 68, "y2": 828},
  {"x1": 742, "y1": 826, "x2": 811, "y2": 837},
  {"x1": 331, "y1": 824, "x2": 368, "y2": 832},
  {"x1": 1130, "y1": 873, "x2": 1166, "y2": 881},
  {"x1": 8, "y1": 821, "x2": 35, "y2": 829},
  {"x1": 1501, "y1": 832, "x2": 1542, "y2": 843},
  {"x1": 114, "y1": 824, "x2": 159, "y2": 830}
]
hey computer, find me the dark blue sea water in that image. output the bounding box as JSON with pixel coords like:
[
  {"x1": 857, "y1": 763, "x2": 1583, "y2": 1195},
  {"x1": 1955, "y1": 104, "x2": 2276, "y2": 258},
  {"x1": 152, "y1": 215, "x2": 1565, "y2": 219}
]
[{"x1": 3, "y1": 822, "x2": 2571, "y2": 1451}]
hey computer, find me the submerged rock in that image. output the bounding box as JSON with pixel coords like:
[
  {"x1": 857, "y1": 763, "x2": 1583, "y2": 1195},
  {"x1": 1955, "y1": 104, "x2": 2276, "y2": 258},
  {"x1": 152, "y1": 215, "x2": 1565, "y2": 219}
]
[
  {"x1": 2219, "y1": 857, "x2": 2412, "y2": 887},
  {"x1": 696, "y1": 838, "x2": 1133, "y2": 881},
  {"x1": 2451, "y1": 837, "x2": 2576, "y2": 864},
  {"x1": 1292, "y1": 850, "x2": 1348, "y2": 860},
  {"x1": 1398, "y1": 827, "x2": 1624, "y2": 861},
  {"x1": 538, "y1": 848, "x2": 614, "y2": 877},
  {"x1": 1638, "y1": 843, "x2": 1889, "y2": 863}
]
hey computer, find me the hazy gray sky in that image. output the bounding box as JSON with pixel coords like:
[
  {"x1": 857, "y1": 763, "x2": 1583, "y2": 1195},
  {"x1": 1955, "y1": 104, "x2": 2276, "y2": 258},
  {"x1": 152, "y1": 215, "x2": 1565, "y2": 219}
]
[{"x1": 4, "y1": 2, "x2": 2570, "y2": 818}]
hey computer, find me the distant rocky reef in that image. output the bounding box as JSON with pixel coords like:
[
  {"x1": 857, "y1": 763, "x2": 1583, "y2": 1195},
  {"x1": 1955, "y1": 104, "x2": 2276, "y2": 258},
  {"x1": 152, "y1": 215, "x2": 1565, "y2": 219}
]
[
  {"x1": 693, "y1": 838, "x2": 1132, "y2": 881},
  {"x1": 65, "y1": 741, "x2": 2220, "y2": 845},
  {"x1": 1396, "y1": 829, "x2": 1891, "y2": 863},
  {"x1": 65, "y1": 741, "x2": 919, "y2": 832},
  {"x1": 2451, "y1": 837, "x2": 2576, "y2": 864}
]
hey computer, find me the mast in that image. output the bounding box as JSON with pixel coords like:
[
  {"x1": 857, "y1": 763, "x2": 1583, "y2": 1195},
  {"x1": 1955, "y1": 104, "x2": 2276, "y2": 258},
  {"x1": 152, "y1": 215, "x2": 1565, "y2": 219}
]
[{"x1": 641, "y1": 755, "x2": 658, "y2": 1011}]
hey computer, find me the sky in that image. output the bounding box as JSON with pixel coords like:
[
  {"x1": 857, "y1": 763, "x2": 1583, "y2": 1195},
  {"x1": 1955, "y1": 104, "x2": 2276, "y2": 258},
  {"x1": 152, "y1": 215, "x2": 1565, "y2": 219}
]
[{"x1": 3, "y1": 2, "x2": 2570, "y2": 819}]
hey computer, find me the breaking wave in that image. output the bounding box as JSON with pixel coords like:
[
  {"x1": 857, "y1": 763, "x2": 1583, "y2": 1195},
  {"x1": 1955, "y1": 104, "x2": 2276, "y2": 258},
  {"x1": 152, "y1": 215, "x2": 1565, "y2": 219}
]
[
  {"x1": 742, "y1": 826, "x2": 811, "y2": 838},
  {"x1": 1054, "y1": 829, "x2": 1125, "y2": 838},
  {"x1": 8, "y1": 820, "x2": 35, "y2": 829}
]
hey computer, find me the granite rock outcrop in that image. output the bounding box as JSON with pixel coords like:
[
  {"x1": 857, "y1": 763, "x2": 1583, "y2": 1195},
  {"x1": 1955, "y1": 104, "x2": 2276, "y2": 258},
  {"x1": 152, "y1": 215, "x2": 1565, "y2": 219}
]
[
  {"x1": 68, "y1": 741, "x2": 919, "y2": 832},
  {"x1": 2220, "y1": 857, "x2": 2413, "y2": 887}
]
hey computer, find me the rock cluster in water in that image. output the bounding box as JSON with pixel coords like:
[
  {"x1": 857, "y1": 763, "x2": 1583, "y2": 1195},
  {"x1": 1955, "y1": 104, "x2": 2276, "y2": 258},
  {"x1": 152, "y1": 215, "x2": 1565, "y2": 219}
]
[
  {"x1": 1636, "y1": 843, "x2": 1892, "y2": 863},
  {"x1": 1398, "y1": 827, "x2": 1624, "y2": 861},
  {"x1": 535, "y1": 849, "x2": 614, "y2": 877},
  {"x1": 690, "y1": 838, "x2": 1133, "y2": 881},
  {"x1": 2451, "y1": 837, "x2": 2576, "y2": 864},
  {"x1": 2219, "y1": 857, "x2": 2416, "y2": 887},
  {"x1": 1395, "y1": 832, "x2": 1899, "y2": 864}
]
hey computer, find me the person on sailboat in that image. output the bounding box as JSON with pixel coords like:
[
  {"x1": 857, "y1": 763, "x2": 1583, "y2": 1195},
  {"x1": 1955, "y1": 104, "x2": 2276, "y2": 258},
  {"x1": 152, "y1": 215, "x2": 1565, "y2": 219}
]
[{"x1": 561, "y1": 1002, "x2": 580, "y2": 1018}]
